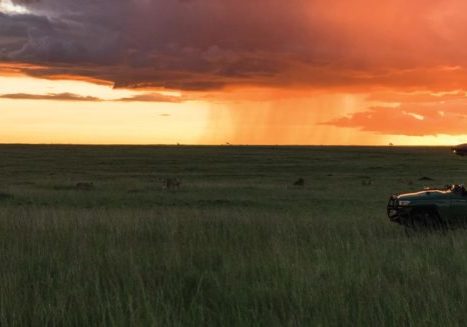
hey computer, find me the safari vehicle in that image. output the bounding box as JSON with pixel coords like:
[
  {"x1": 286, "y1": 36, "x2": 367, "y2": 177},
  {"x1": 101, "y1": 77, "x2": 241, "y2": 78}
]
[
  {"x1": 387, "y1": 184, "x2": 467, "y2": 229},
  {"x1": 452, "y1": 144, "x2": 467, "y2": 156}
]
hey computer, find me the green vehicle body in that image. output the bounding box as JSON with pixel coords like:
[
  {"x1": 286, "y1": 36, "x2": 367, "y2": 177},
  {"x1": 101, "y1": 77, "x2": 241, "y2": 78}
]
[{"x1": 387, "y1": 185, "x2": 467, "y2": 228}]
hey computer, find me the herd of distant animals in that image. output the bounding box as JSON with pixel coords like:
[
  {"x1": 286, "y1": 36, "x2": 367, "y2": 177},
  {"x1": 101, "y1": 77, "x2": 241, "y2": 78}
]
[
  {"x1": 79, "y1": 179, "x2": 182, "y2": 191},
  {"x1": 72, "y1": 177, "x2": 306, "y2": 192},
  {"x1": 2, "y1": 145, "x2": 464, "y2": 200},
  {"x1": 83, "y1": 144, "x2": 467, "y2": 192}
]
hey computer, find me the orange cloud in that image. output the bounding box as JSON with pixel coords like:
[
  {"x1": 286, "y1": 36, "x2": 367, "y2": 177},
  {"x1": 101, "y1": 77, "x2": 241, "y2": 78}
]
[
  {"x1": 326, "y1": 100, "x2": 467, "y2": 136},
  {"x1": 0, "y1": 62, "x2": 45, "y2": 76},
  {"x1": 0, "y1": 92, "x2": 101, "y2": 101},
  {"x1": 41, "y1": 74, "x2": 113, "y2": 86}
]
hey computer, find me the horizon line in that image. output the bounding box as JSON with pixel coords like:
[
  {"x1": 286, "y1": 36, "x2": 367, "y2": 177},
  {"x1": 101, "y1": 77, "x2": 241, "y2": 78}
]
[{"x1": 0, "y1": 143, "x2": 457, "y2": 148}]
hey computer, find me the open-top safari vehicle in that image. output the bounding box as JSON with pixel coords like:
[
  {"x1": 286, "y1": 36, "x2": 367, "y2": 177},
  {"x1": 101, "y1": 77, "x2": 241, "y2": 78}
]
[{"x1": 387, "y1": 184, "x2": 467, "y2": 229}]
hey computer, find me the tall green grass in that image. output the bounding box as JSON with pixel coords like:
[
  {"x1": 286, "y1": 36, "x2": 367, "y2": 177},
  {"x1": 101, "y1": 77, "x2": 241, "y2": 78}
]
[{"x1": 0, "y1": 145, "x2": 466, "y2": 325}]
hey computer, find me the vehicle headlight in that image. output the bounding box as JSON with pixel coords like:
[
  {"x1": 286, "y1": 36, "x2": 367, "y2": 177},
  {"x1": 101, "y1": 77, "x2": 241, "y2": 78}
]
[{"x1": 398, "y1": 200, "x2": 411, "y2": 206}]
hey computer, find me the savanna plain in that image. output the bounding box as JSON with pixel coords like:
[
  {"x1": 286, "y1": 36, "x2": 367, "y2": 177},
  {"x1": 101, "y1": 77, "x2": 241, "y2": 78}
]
[{"x1": 0, "y1": 145, "x2": 466, "y2": 326}]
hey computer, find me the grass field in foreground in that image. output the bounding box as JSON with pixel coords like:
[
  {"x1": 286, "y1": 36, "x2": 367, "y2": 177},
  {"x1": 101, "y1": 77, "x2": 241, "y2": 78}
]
[{"x1": 0, "y1": 145, "x2": 467, "y2": 326}]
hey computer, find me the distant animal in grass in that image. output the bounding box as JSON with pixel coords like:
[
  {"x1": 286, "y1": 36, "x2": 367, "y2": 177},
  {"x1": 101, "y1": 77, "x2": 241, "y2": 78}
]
[
  {"x1": 0, "y1": 192, "x2": 13, "y2": 200},
  {"x1": 398, "y1": 178, "x2": 414, "y2": 186},
  {"x1": 419, "y1": 176, "x2": 434, "y2": 181},
  {"x1": 75, "y1": 182, "x2": 95, "y2": 191},
  {"x1": 361, "y1": 178, "x2": 373, "y2": 186},
  {"x1": 293, "y1": 178, "x2": 305, "y2": 187},
  {"x1": 163, "y1": 178, "x2": 181, "y2": 190}
]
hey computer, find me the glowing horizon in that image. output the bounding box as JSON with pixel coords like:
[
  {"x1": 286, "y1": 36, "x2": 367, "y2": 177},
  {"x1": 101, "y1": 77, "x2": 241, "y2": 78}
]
[{"x1": 1, "y1": 72, "x2": 467, "y2": 146}]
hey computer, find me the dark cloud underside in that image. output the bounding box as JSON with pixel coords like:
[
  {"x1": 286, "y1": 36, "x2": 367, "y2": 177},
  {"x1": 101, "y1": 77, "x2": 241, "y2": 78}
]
[
  {"x1": 0, "y1": 92, "x2": 100, "y2": 101},
  {"x1": 0, "y1": 91, "x2": 185, "y2": 102},
  {"x1": 1, "y1": 0, "x2": 467, "y2": 92}
]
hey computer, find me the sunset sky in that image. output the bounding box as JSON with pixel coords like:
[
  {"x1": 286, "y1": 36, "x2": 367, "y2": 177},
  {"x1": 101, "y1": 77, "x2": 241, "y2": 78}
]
[{"x1": 1, "y1": 0, "x2": 467, "y2": 145}]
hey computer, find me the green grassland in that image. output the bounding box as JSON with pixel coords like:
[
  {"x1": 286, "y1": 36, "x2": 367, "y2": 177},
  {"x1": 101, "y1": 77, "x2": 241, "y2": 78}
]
[{"x1": 0, "y1": 145, "x2": 467, "y2": 326}]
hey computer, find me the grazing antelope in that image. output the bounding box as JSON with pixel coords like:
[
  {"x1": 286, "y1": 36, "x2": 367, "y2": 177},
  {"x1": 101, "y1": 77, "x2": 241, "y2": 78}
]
[
  {"x1": 293, "y1": 178, "x2": 305, "y2": 187},
  {"x1": 75, "y1": 182, "x2": 95, "y2": 191},
  {"x1": 163, "y1": 178, "x2": 181, "y2": 190},
  {"x1": 361, "y1": 178, "x2": 373, "y2": 186}
]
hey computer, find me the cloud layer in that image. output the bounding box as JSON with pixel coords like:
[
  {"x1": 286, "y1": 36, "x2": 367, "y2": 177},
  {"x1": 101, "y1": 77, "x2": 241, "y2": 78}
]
[
  {"x1": 0, "y1": 91, "x2": 184, "y2": 102},
  {"x1": 2, "y1": 0, "x2": 467, "y2": 139},
  {"x1": 0, "y1": 92, "x2": 100, "y2": 101},
  {"x1": 1, "y1": 0, "x2": 467, "y2": 92},
  {"x1": 326, "y1": 92, "x2": 467, "y2": 136}
]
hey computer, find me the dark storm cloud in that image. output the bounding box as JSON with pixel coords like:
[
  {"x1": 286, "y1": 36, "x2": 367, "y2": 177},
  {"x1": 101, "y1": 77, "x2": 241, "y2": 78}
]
[
  {"x1": 0, "y1": 0, "x2": 357, "y2": 90},
  {"x1": 2, "y1": 0, "x2": 467, "y2": 91},
  {"x1": 11, "y1": 0, "x2": 40, "y2": 3},
  {"x1": 0, "y1": 0, "x2": 125, "y2": 64}
]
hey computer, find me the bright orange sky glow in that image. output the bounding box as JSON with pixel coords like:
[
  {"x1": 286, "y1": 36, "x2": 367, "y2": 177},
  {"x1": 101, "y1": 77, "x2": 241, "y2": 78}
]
[{"x1": 1, "y1": 0, "x2": 467, "y2": 145}]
